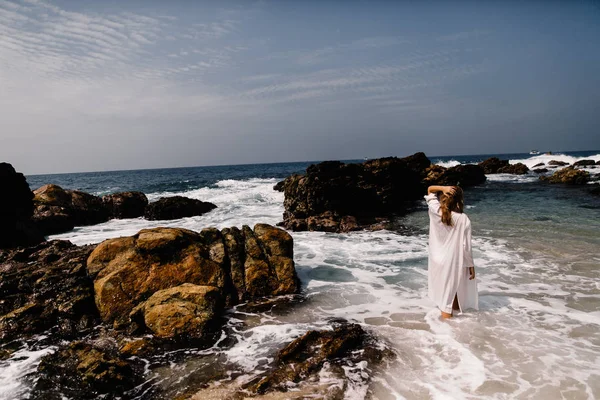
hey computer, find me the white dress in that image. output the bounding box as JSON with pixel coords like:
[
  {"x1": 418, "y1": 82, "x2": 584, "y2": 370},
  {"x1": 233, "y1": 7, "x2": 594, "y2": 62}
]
[{"x1": 425, "y1": 193, "x2": 479, "y2": 314}]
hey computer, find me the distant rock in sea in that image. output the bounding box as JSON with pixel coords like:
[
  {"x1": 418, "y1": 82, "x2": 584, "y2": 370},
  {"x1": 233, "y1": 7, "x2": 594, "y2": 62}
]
[
  {"x1": 541, "y1": 167, "x2": 590, "y2": 185},
  {"x1": 144, "y1": 196, "x2": 217, "y2": 220},
  {"x1": 497, "y1": 162, "x2": 529, "y2": 175},
  {"x1": 478, "y1": 157, "x2": 509, "y2": 174},
  {"x1": 102, "y1": 191, "x2": 148, "y2": 219}
]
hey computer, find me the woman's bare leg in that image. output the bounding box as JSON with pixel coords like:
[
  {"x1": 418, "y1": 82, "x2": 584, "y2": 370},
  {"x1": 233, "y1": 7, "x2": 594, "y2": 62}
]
[{"x1": 452, "y1": 294, "x2": 460, "y2": 311}]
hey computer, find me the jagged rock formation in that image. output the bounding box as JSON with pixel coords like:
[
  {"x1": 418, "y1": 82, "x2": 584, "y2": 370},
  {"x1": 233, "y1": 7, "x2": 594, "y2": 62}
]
[
  {"x1": 541, "y1": 167, "x2": 590, "y2": 185},
  {"x1": 497, "y1": 162, "x2": 529, "y2": 175},
  {"x1": 478, "y1": 157, "x2": 509, "y2": 174},
  {"x1": 102, "y1": 191, "x2": 148, "y2": 219},
  {"x1": 144, "y1": 196, "x2": 217, "y2": 220}
]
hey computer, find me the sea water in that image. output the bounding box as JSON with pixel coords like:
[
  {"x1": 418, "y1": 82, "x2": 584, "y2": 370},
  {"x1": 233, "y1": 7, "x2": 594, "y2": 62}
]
[{"x1": 2, "y1": 151, "x2": 599, "y2": 399}]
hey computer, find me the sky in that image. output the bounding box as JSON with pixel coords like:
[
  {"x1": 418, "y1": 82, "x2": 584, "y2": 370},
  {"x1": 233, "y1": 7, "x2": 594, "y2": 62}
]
[{"x1": 1, "y1": 0, "x2": 599, "y2": 174}]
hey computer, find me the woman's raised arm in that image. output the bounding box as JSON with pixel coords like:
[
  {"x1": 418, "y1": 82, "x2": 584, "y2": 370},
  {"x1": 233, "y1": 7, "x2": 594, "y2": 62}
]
[{"x1": 427, "y1": 185, "x2": 456, "y2": 195}]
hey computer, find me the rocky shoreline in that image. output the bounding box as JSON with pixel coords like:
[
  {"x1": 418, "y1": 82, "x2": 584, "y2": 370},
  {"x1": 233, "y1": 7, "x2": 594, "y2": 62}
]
[{"x1": 1, "y1": 154, "x2": 598, "y2": 399}]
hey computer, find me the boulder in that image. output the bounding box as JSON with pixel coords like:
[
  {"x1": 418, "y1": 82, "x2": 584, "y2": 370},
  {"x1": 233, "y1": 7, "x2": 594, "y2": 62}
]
[
  {"x1": 0, "y1": 162, "x2": 43, "y2": 248},
  {"x1": 0, "y1": 240, "x2": 98, "y2": 343},
  {"x1": 478, "y1": 157, "x2": 509, "y2": 174},
  {"x1": 430, "y1": 164, "x2": 487, "y2": 187},
  {"x1": 130, "y1": 283, "x2": 223, "y2": 340},
  {"x1": 548, "y1": 160, "x2": 569, "y2": 166},
  {"x1": 533, "y1": 162, "x2": 545, "y2": 168},
  {"x1": 497, "y1": 162, "x2": 529, "y2": 175},
  {"x1": 32, "y1": 184, "x2": 109, "y2": 235},
  {"x1": 541, "y1": 167, "x2": 590, "y2": 185},
  {"x1": 35, "y1": 339, "x2": 140, "y2": 397},
  {"x1": 87, "y1": 225, "x2": 299, "y2": 335},
  {"x1": 144, "y1": 196, "x2": 216, "y2": 220},
  {"x1": 102, "y1": 191, "x2": 148, "y2": 219},
  {"x1": 273, "y1": 180, "x2": 286, "y2": 192},
  {"x1": 573, "y1": 159, "x2": 596, "y2": 167},
  {"x1": 533, "y1": 168, "x2": 548, "y2": 174},
  {"x1": 247, "y1": 323, "x2": 393, "y2": 395}
]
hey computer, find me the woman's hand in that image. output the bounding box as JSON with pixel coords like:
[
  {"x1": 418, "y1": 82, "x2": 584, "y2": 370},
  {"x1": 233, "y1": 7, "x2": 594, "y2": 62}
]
[
  {"x1": 469, "y1": 267, "x2": 475, "y2": 280},
  {"x1": 427, "y1": 185, "x2": 457, "y2": 195}
]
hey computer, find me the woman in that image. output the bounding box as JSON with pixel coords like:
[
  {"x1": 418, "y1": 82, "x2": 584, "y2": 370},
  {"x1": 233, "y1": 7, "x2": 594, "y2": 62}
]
[{"x1": 425, "y1": 185, "x2": 478, "y2": 318}]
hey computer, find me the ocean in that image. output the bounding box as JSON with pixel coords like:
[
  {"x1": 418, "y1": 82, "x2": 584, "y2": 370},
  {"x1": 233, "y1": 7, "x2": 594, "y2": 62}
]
[{"x1": 2, "y1": 151, "x2": 600, "y2": 399}]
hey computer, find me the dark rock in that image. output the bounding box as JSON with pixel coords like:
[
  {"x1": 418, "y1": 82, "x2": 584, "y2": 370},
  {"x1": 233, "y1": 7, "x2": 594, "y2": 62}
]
[
  {"x1": 597, "y1": 160, "x2": 600, "y2": 165},
  {"x1": 35, "y1": 339, "x2": 140, "y2": 397},
  {"x1": 590, "y1": 186, "x2": 600, "y2": 196},
  {"x1": 533, "y1": 162, "x2": 545, "y2": 168},
  {"x1": 497, "y1": 163, "x2": 529, "y2": 175},
  {"x1": 0, "y1": 162, "x2": 43, "y2": 248},
  {"x1": 548, "y1": 160, "x2": 569, "y2": 166},
  {"x1": 573, "y1": 159, "x2": 596, "y2": 167},
  {"x1": 273, "y1": 180, "x2": 286, "y2": 192},
  {"x1": 144, "y1": 196, "x2": 216, "y2": 220},
  {"x1": 86, "y1": 224, "x2": 299, "y2": 338},
  {"x1": 32, "y1": 184, "x2": 109, "y2": 235},
  {"x1": 478, "y1": 157, "x2": 509, "y2": 174},
  {"x1": 533, "y1": 168, "x2": 548, "y2": 174},
  {"x1": 247, "y1": 323, "x2": 394, "y2": 395},
  {"x1": 540, "y1": 167, "x2": 590, "y2": 185},
  {"x1": 431, "y1": 164, "x2": 487, "y2": 187},
  {"x1": 102, "y1": 191, "x2": 148, "y2": 219},
  {"x1": 0, "y1": 240, "x2": 98, "y2": 343}
]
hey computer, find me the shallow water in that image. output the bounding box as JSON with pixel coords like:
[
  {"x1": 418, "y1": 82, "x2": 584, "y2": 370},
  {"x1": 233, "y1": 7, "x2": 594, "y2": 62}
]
[{"x1": 3, "y1": 152, "x2": 600, "y2": 399}]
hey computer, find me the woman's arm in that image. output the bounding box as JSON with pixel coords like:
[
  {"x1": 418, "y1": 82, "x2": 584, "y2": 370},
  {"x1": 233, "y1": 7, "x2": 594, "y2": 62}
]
[{"x1": 427, "y1": 185, "x2": 456, "y2": 195}]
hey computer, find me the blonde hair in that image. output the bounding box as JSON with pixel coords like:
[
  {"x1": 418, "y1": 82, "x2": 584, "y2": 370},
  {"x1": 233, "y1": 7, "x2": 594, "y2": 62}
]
[{"x1": 440, "y1": 187, "x2": 464, "y2": 226}]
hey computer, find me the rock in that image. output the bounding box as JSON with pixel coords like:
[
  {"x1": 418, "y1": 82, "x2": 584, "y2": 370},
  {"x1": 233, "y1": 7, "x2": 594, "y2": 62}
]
[
  {"x1": 497, "y1": 163, "x2": 529, "y2": 175},
  {"x1": 541, "y1": 167, "x2": 590, "y2": 185},
  {"x1": 130, "y1": 283, "x2": 223, "y2": 340},
  {"x1": 32, "y1": 184, "x2": 109, "y2": 235},
  {"x1": 0, "y1": 240, "x2": 98, "y2": 343},
  {"x1": 273, "y1": 180, "x2": 286, "y2": 192},
  {"x1": 144, "y1": 196, "x2": 217, "y2": 220},
  {"x1": 533, "y1": 168, "x2": 548, "y2": 174},
  {"x1": 35, "y1": 339, "x2": 140, "y2": 397},
  {"x1": 247, "y1": 323, "x2": 393, "y2": 395},
  {"x1": 590, "y1": 186, "x2": 600, "y2": 196},
  {"x1": 533, "y1": 162, "x2": 545, "y2": 168},
  {"x1": 478, "y1": 157, "x2": 509, "y2": 174},
  {"x1": 431, "y1": 164, "x2": 487, "y2": 187},
  {"x1": 0, "y1": 162, "x2": 43, "y2": 248},
  {"x1": 597, "y1": 161, "x2": 600, "y2": 165},
  {"x1": 573, "y1": 159, "x2": 596, "y2": 167},
  {"x1": 102, "y1": 191, "x2": 148, "y2": 219},
  {"x1": 548, "y1": 160, "x2": 569, "y2": 166},
  {"x1": 87, "y1": 225, "x2": 299, "y2": 336}
]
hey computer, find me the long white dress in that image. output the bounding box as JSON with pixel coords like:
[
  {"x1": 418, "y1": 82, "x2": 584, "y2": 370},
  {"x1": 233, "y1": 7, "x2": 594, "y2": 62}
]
[{"x1": 425, "y1": 193, "x2": 479, "y2": 314}]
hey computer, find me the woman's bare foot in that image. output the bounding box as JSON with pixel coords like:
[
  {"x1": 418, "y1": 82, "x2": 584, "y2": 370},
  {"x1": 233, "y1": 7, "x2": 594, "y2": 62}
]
[{"x1": 441, "y1": 311, "x2": 453, "y2": 319}]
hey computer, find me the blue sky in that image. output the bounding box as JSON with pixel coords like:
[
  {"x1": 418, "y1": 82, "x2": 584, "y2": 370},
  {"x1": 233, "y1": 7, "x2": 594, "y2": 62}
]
[{"x1": 1, "y1": 0, "x2": 599, "y2": 174}]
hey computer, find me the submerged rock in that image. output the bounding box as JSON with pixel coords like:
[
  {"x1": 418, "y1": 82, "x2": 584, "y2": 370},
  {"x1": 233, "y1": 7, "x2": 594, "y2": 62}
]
[
  {"x1": 573, "y1": 159, "x2": 596, "y2": 167},
  {"x1": 32, "y1": 184, "x2": 109, "y2": 235},
  {"x1": 533, "y1": 162, "x2": 545, "y2": 168},
  {"x1": 497, "y1": 162, "x2": 529, "y2": 175},
  {"x1": 246, "y1": 322, "x2": 394, "y2": 396},
  {"x1": 533, "y1": 168, "x2": 549, "y2": 174},
  {"x1": 0, "y1": 162, "x2": 43, "y2": 248},
  {"x1": 541, "y1": 167, "x2": 590, "y2": 185},
  {"x1": 0, "y1": 240, "x2": 98, "y2": 343},
  {"x1": 478, "y1": 157, "x2": 509, "y2": 174},
  {"x1": 548, "y1": 160, "x2": 569, "y2": 166},
  {"x1": 144, "y1": 196, "x2": 217, "y2": 220},
  {"x1": 87, "y1": 224, "x2": 299, "y2": 337},
  {"x1": 102, "y1": 191, "x2": 148, "y2": 219}
]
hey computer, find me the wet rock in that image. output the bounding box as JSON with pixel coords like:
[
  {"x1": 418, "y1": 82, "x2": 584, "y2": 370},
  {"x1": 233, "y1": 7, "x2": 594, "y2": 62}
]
[
  {"x1": 247, "y1": 323, "x2": 393, "y2": 395},
  {"x1": 541, "y1": 167, "x2": 590, "y2": 185},
  {"x1": 273, "y1": 180, "x2": 286, "y2": 192},
  {"x1": 102, "y1": 191, "x2": 148, "y2": 219},
  {"x1": 0, "y1": 240, "x2": 98, "y2": 343},
  {"x1": 478, "y1": 157, "x2": 509, "y2": 174},
  {"x1": 533, "y1": 168, "x2": 548, "y2": 174},
  {"x1": 431, "y1": 164, "x2": 487, "y2": 187},
  {"x1": 497, "y1": 163, "x2": 529, "y2": 175},
  {"x1": 144, "y1": 196, "x2": 217, "y2": 220},
  {"x1": 87, "y1": 225, "x2": 299, "y2": 336},
  {"x1": 32, "y1": 184, "x2": 109, "y2": 235},
  {"x1": 0, "y1": 162, "x2": 43, "y2": 248},
  {"x1": 573, "y1": 159, "x2": 596, "y2": 167},
  {"x1": 35, "y1": 339, "x2": 140, "y2": 398},
  {"x1": 548, "y1": 160, "x2": 569, "y2": 166},
  {"x1": 533, "y1": 162, "x2": 545, "y2": 168},
  {"x1": 590, "y1": 186, "x2": 600, "y2": 196}
]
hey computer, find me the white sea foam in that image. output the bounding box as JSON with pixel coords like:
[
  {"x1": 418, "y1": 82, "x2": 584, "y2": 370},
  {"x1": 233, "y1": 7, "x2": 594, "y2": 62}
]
[
  {"x1": 0, "y1": 345, "x2": 55, "y2": 400},
  {"x1": 434, "y1": 159, "x2": 462, "y2": 168},
  {"x1": 26, "y1": 176, "x2": 600, "y2": 399}
]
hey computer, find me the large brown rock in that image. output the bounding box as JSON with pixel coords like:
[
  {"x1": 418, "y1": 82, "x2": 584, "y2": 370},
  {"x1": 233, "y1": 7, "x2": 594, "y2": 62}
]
[
  {"x1": 541, "y1": 167, "x2": 590, "y2": 185},
  {"x1": 573, "y1": 159, "x2": 596, "y2": 167},
  {"x1": 87, "y1": 225, "x2": 299, "y2": 335},
  {"x1": 497, "y1": 162, "x2": 529, "y2": 175},
  {"x1": 130, "y1": 283, "x2": 223, "y2": 339},
  {"x1": 32, "y1": 184, "x2": 109, "y2": 235},
  {"x1": 430, "y1": 164, "x2": 487, "y2": 187},
  {"x1": 478, "y1": 157, "x2": 509, "y2": 174},
  {"x1": 144, "y1": 196, "x2": 217, "y2": 220},
  {"x1": 0, "y1": 162, "x2": 43, "y2": 248},
  {"x1": 102, "y1": 191, "x2": 148, "y2": 219},
  {"x1": 0, "y1": 240, "x2": 98, "y2": 343}
]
